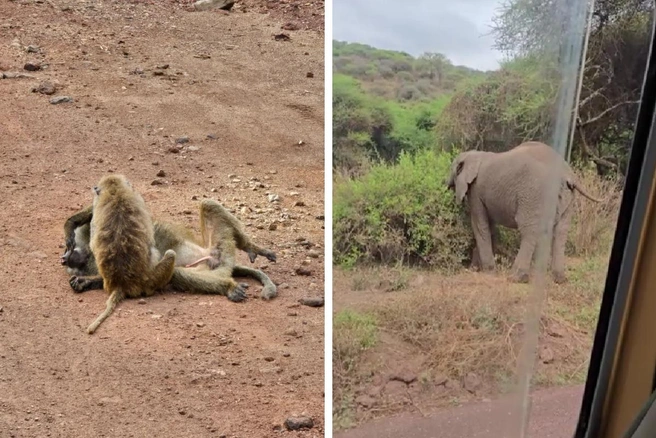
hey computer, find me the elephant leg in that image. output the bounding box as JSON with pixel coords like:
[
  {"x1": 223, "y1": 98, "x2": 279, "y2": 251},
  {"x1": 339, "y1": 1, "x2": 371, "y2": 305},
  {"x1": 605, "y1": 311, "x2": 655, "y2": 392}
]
[
  {"x1": 470, "y1": 199, "x2": 495, "y2": 271},
  {"x1": 510, "y1": 225, "x2": 539, "y2": 283},
  {"x1": 551, "y1": 198, "x2": 574, "y2": 284},
  {"x1": 471, "y1": 243, "x2": 481, "y2": 270}
]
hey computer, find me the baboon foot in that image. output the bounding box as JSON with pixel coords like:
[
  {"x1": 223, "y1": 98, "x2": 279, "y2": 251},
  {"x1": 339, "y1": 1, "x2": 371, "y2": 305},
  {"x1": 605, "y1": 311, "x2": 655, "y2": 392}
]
[
  {"x1": 227, "y1": 285, "x2": 247, "y2": 303},
  {"x1": 69, "y1": 276, "x2": 95, "y2": 293},
  {"x1": 552, "y1": 271, "x2": 568, "y2": 284},
  {"x1": 509, "y1": 270, "x2": 530, "y2": 284},
  {"x1": 261, "y1": 284, "x2": 277, "y2": 300},
  {"x1": 248, "y1": 249, "x2": 277, "y2": 264}
]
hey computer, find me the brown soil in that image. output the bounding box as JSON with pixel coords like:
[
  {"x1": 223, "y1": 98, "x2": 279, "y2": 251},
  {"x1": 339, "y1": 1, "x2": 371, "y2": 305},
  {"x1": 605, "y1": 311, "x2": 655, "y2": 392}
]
[{"x1": 0, "y1": 0, "x2": 324, "y2": 437}]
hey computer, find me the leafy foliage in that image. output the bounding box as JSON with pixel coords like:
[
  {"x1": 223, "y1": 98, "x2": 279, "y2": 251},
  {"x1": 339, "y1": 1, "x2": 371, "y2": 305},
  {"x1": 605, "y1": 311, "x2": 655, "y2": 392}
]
[{"x1": 333, "y1": 149, "x2": 473, "y2": 270}]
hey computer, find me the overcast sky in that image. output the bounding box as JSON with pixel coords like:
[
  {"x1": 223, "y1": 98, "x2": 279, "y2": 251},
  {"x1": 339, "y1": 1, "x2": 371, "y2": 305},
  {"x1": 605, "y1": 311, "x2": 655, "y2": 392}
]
[{"x1": 333, "y1": 0, "x2": 506, "y2": 71}]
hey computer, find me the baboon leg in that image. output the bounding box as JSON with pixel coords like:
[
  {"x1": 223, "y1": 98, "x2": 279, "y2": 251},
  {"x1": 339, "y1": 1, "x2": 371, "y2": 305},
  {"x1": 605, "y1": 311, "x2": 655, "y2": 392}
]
[
  {"x1": 70, "y1": 275, "x2": 104, "y2": 293},
  {"x1": 233, "y1": 265, "x2": 277, "y2": 300},
  {"x1": 87, "y1": 288, "x2": 125, "y2": 334},
  {"x1": 169, "y1": 267, "x2": 246, "y2": 302},
  {"x1": 199, "y1": 199, "x2": 277, "y2": 263},
  {"x1": 64, "y1": 205, "x2": 93, "y2": 250},
  {"x1": 147, "y1": 249, "x2": 177, "y2": 292}
]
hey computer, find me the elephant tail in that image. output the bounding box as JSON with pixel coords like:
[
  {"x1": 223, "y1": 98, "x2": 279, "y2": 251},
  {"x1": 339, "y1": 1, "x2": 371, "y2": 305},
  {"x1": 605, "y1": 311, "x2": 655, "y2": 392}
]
[{"x1": 568, "y1": 181, "x2": 603, "y2": 203}]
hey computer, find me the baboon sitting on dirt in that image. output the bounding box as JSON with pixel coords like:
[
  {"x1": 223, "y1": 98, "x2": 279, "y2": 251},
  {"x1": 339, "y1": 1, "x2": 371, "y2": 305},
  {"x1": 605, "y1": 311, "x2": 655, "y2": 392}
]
[
  {"x1": 61, "y1": 194, "x2": 278, "y2": 309},
  {"x1": 84, "y1": 174, "x2": 177, "y2": 334}
]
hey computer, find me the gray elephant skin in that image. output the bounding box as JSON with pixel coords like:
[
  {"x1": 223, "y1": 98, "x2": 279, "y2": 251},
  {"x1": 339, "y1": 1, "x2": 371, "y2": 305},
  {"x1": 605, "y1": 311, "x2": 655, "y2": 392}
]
[{"x1": 446, "y1": 141, "x2": 601, "y2": 283}]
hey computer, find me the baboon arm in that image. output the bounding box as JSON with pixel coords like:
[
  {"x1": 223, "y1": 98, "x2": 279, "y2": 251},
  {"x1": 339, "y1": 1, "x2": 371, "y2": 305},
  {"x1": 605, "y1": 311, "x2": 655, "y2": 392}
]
[{"x1": 64, "y1": 205, "x2": 93, "y2": 249}]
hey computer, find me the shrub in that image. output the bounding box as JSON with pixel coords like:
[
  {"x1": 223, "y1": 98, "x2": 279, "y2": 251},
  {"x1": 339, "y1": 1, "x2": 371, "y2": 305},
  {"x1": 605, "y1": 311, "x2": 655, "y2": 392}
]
[{"x1": 333, "y1": 148, "x2": 473, "y2": 271}]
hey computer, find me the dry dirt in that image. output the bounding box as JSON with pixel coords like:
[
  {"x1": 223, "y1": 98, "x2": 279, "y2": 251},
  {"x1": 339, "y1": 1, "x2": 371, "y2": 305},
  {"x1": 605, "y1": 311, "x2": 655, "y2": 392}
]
[
  {"x1": 0, "y1": 0, "x2": 325, "y2": 437},
  {"x1": 333, "y1": 265, "x2": 602, "y2": 431}
]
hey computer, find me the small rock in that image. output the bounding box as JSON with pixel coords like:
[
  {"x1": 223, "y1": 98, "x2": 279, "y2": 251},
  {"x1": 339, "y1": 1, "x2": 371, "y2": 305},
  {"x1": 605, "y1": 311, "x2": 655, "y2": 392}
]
[
  {"x1": 306, "y1": 72, "x2": 314, "y2": 78},
  {"x1": 267, "y1": 194, "x2": 281, "y2": 203},
  {"x1": 207, "y1": 133, "x2": 217, "y2": 140},
  {"x1": 299, "y1": 297, "x2": 324, "y2": 308},
  {"x1": 389, "y1": 370, "x2": 417, "y2": 384},
  {"x1": 50, "y1": 96, "x2": 73, "y2": 105},
  {"x1": 24, "y1": 61, "x2": 41, "y2": 71},
  {"x1": 295, "y1": 267, "x2": 312, "y2": 276},
  {"x1": 284, "y1": 416, "x2": 313, "y2": 431},
  {"x1": 284, "y1": 329, "x2": 298, "y2": 337},
  {"x1": 168, "y1": 146, "x2": 182, "y2": 154},
  {"x1": 282, "y1": 22, "x2": 299, "y2": 31},
  {"x1": 464, "y1": 372, "x2": 482, "y2": 393},
  {"x1": 294, "y1": 201, "x2": 305, "y2": 207},
  {"x1": 307, "y1": 249, "x2": 320, "y2": 258},
  {"x1": 157, "y1": 64, "x2": 170, "y2": 69},
  {"x1": 196, "y1": 322, "x2": 205, "y2": 328},
  {"x1": 355, "y1": 395, "x2": 376, "y2": 408},
  {"x1": 26, "y1": 45, "x2": 40, "y2": 53},
  {"x1": 151, "y1": 179, "x2": 164, "y2": 186},
  {"x1": 175, "y1": 136, "x2": 190, "y2": 144},
  {"x1": 33, "y1": 81, "x2": 56, "y2": 95},
  {"x1": 539, "y1": 346, "x2": 555, "y2": 364},
  {"x1": 187, "y1": 146, "x2": 200, "y2": 152},
  {"x1": 268, "y1": 222, "x2": 278, "y2": 231},
  {"x1": 264, "y1": 356, "x2": 275, "y2": 362},
  {"x1": 274, "y1": 33, "x2": 291, "y2": 42},
  {"x1": 138, "y1": 299, "x2": 146, "y2": 305},
  {"x1": 156, "y1": 170, "x2": 166, "y2": 177},
  {"x1": 151, "y1": 314, "x2": 162, "y2": 319},
  {"x1": 153, "y1": 70, "x2": 165, "y2": 76},
  {"x1": 193, "y1": 0, "x2": 235, "y2": 11}
]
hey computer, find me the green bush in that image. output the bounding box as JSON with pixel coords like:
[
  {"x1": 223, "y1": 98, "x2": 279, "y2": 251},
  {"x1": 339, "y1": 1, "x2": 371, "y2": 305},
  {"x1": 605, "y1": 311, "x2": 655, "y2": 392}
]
[{"x1": 333, "y1": 148, "x2": 473, "y2": 271}]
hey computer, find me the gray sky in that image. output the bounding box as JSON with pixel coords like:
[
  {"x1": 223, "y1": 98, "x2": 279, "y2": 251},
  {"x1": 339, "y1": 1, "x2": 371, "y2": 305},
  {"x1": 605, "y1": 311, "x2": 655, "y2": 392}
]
[{"x1": 333, "y1": 0, "x2": 506, "y2": 71}]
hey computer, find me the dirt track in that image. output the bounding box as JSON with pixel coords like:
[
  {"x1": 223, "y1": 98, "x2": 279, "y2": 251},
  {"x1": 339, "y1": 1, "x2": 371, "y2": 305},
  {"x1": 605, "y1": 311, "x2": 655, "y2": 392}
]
[
  {"x1": 335, "y1": 385, "x2": 584, "y2": 438},
  {"x1": 0, "y1": 0, "x2": 324, "y2": 437}
]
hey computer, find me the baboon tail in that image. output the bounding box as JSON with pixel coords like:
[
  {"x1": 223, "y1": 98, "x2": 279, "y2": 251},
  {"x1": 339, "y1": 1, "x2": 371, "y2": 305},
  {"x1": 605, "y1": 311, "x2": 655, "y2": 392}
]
[
  {"x1": 233, "y1": 265, "x2": 277, "y2": 299},
  {"x1": 87, "y1": 289, "x2": 125, "y2": 334}
]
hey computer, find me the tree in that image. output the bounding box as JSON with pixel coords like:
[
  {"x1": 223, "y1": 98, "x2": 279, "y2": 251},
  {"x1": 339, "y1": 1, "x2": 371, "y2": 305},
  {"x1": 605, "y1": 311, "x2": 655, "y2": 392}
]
[
  {"x1": 415, "y1": 52, "x2": 452, "y2": 84},
  {"x1": 490, "y1": 0, "x2": 653, "y2": 175}
]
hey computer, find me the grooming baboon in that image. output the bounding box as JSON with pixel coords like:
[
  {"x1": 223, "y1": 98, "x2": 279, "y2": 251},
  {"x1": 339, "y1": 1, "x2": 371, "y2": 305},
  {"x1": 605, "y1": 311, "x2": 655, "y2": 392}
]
[
  {"x1": 62, "y1": 198, "x2": 278, "y2": 303},
  {"x1": 84, "y1": 174, "x2": 177, "y2": 334}
]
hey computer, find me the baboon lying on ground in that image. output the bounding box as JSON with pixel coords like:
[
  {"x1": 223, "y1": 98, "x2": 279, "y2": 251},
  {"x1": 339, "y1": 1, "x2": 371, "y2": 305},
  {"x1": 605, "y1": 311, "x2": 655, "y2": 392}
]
[
  {"x1": 61, "y1": 193, "x2": 278, "y2": 315},
  {"x1": 84, "y1": 174, "x2": 177, "y2": 334}
]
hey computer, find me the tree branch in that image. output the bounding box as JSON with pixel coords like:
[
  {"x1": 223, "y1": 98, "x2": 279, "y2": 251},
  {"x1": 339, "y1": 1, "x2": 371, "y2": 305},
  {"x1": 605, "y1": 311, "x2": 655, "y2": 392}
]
[
  {"x1": 577, "y1": 123, "x2": 618, "y2": 170},
  {"x1": 578, "y1": 99, "x2": 640, "y2": 127}
]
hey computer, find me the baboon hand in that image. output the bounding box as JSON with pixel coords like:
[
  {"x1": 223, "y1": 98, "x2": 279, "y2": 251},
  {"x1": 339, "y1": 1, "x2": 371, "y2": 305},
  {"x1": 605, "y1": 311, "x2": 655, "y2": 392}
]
[
  {"x1": 227, "y1": 285, "x2": 247, "y2": 303},
  {"x1": 69, "y1": 276, "x2": 91, "y2": 293}
]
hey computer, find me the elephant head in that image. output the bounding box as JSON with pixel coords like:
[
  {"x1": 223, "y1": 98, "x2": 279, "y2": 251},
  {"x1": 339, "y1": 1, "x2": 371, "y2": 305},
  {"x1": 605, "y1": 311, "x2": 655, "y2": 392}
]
[{"x1": 446, "y1": 151, "x2": 483, "y2": 203}]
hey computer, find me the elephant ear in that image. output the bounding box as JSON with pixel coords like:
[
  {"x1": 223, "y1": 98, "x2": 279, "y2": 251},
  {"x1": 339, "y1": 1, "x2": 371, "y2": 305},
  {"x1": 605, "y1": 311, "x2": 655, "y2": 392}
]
[{"x1": 455, "y1": 153, "x2": 482, "y2": 203}]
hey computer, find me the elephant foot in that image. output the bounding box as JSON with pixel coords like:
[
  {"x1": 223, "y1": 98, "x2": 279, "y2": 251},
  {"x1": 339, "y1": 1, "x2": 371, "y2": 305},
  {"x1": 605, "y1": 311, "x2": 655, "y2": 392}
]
[
  {"x1": 510, "y1": 270, "x2": 530, "y2": 284},
  {"x1": 552, "y1": 271, "x2": 568, "y2": 284}
]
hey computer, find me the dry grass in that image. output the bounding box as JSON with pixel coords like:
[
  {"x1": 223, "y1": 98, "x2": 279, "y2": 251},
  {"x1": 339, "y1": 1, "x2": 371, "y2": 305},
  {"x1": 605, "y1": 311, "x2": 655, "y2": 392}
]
[{"x1": 568, "y1": 169, "x2": 622, "y2": 256}]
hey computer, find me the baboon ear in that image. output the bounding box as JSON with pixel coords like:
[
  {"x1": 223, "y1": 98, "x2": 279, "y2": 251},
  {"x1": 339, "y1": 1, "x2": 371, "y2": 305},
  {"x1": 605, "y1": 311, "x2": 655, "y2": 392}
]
[
  {"x1": 455, "y1": 153, "x2": 481, "y2": 203},
  {"x1": 92, "y1": 186, "x2": 100, "y2": 196}
]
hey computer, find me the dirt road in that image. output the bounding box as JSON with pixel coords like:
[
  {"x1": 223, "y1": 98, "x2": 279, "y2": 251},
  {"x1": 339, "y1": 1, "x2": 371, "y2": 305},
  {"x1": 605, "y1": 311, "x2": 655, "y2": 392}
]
[
  {"x1": 335, "y1": 385, "x2": 584, "y2": 438},
  {"x1": 0, "y1": 0, "x2": 324, "y2": 437}
]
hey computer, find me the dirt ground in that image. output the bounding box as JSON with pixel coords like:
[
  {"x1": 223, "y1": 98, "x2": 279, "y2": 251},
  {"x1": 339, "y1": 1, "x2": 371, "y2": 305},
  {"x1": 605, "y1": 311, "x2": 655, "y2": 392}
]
[
  {"x1": 333, "y1": 263, "x2": 603, "y2": 431},
  {"x1": 0, "y1": 0, "x2": 324, "y2": 437}
]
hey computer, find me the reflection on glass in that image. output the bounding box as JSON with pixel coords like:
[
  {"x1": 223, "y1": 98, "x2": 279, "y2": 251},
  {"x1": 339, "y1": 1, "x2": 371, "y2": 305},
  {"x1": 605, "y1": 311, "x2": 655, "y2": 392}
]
[{"x1": 332, "y1": 0, "x2": 652, "y2": 437}]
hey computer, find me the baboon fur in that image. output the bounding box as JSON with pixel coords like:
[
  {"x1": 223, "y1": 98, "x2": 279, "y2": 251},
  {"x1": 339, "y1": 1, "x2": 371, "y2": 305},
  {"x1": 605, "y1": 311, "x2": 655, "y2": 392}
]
[
  {"x1": 61, "y1": 197, "x2": 278, "y2": 309},
  {"x1": 84, "y1": 174, "x2": 177, "y2": 334}
]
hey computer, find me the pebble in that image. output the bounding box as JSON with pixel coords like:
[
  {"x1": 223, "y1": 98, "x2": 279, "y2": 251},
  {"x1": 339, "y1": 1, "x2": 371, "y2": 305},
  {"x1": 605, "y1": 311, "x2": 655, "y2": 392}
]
[
  {"x1": 175, "y1": 136, "x2": 190, "y2": 144},
  {"x1": 156, "y1": 170, "x2": 166, "y2": 177},
  {"x1": 284, "y1": 416, "x2": 314, "y2": 431},
  {"x1": 23, "y1": 61, "x2": 41, "y2": 71},
  {"x1": 50, "y1": 96, "x2": 73, "y2": 104},
  {"x1": 299, "y1": 297, "x2": 324, "y2": 308}
]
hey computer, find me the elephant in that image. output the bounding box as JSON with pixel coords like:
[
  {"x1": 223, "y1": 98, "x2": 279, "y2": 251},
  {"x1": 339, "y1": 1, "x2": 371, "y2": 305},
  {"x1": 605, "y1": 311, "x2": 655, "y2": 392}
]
[{"x1": 446, "y1": 141, "x2": 602, "y2": 283}]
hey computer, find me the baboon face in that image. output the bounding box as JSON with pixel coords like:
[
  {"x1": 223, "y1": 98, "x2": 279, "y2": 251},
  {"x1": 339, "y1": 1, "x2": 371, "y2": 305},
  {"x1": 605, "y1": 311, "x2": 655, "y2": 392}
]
[{"x1": 61, "y1": 247, "x2": 89, "y2": 269}]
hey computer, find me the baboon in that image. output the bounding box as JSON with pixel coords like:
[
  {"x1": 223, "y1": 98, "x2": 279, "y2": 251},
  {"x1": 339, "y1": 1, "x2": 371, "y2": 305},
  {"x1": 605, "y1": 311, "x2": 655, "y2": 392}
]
[
  {"x1": 84, "y1": 174, "x2": 177, "y2": 334},
  {"x1": 61, "y1": 198, "x2": 278, "y2": 304}
]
